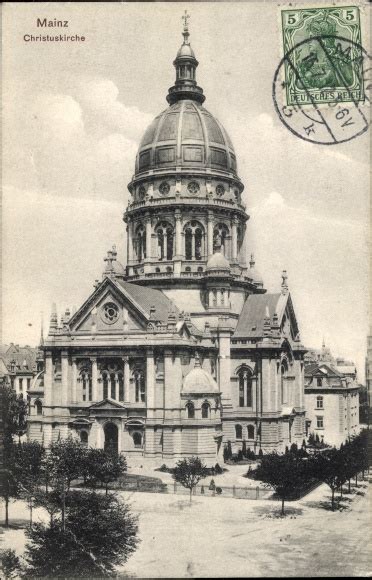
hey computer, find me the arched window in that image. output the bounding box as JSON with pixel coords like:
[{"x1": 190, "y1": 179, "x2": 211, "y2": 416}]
[
  {"x1": 237, "y1": 225, "x2": 243, "y2": 255},
  {"x1": 80, "y1": 369, "x2": 92, "y2": 402},
  {"x1": 238, "y1": 368, "x2": 253, "y2": 407},
  {"x1": 134, "y1": 370, "x2": 145, "y2": 403},
  {"x1": 235, "y1": 424, "x2": 243, "y2": 440},
  {"x1": 281, "y1": 361, "x2": 288, "y2": 404},
  {"x1": 136, "y1": 224, "x2": 146, "y2": 261},
  {"x1": 80, "y1": 431, "x2": 88, "y2": 447},
  {"x1": 156, "y1": 222, "x2": 174, "y2": 260},
  {"x1": 103, "y1": 373, "x2": 109, "y2": 399},
  {"x1": 186, "y1": 401, "x2": 195, "y2": 419},
  {"x1": 35, "y1": 400, "x2": 42, "y2": 416},
  {"x1": 133, "y1": 432, "x2": 142, "y2": 448},
  {"x1": 201, "y1": 402, "x2": 210, "y2": 419},
  {"x1": 110, "y1": 373, "x2": 116, "y2": 400},
  {"x1": 247, "y1": 425, "x2": 255, "y2": 439},
  {"x1": 184, "y1": 221, "x2": 205, "y2": 260},
  {"x1": 118, "y1": 373, "x2": 124, "y2": 402},
  {"x1": 213, "y1": 223, "x2": 229, "y2": 255},
  {"x1": 316, "y1": 395, "x2": 324, "y2": 409}
]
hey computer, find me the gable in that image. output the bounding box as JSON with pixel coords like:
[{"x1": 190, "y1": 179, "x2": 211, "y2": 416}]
[
  {"x1": 69, "y1": 278, "x2": 148, "y2": 334},
  {"x1": 89, "y1": 398, "x2": 125, "y2": 410},
  {"x1": 280, "y1": 295, "x2": 299, "y2": 341}
]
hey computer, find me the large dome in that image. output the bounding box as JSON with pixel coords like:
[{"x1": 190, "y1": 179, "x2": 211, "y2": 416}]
[{"x1": 135, "y1": 100, "x2": 237, "y2": 176}]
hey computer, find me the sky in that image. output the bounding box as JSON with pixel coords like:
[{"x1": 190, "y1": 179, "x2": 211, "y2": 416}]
[{"x1": 2, "y1": 1, "x2": 370, "y2": 379}]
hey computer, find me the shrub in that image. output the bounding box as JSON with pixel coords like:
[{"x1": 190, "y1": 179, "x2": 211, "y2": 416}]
[
  {"x1": 223, "y1": 440, "x2": 233, "y2": 462},
  {"x1": 0, "y1": 549, "x2": 21, "y2": 579},
  {"x1": 215, "y1": 487, "x2": 222, "y2": 495},
  {"x1": 242, "y1": 440, "x2": 247, "y2": 458},
  {"x1": 214, "y1": 463, "x2": 223, "y2": 474}
]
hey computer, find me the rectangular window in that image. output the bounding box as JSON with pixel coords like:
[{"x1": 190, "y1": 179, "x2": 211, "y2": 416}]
[
  {"x1": 316, "y1": 416, "x2": 324, "y2": 429},
  {"x1": 19, "y1": 378, "x2": 23, "y2": 391},
  {"x1": 316, "y1": 397, "x2": 324, "y2": 409},
  {"x1": 27, "y1": 378, "x2": 31, "y2": 390},
  {"x1": 317, "y1": 378, "x2": 322, "y2": 386}
]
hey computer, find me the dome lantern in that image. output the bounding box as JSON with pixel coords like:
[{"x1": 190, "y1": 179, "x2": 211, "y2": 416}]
[{"x1": 167, "y1": 11, "x2": 205, "y2": 105}]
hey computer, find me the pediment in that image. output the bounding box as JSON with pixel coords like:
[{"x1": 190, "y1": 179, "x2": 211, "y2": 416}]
[
  {"x1": 68, "y1": 277, "x2": 148, "y2": 334},
  {"x1": 89, "y1": 398, "x2": 126, "y2": 410},
  {"x1": 69, "y1": 417, "x2": 93, "y2": 426}
]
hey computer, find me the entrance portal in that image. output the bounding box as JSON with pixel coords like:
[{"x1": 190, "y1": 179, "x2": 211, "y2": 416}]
[{"x1": 104, "y1": 422, "x2": 118, "y2": 453}]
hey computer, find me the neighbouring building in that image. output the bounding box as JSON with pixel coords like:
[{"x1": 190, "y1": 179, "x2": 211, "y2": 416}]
[
  {"x1": 27, "y1": 19, "x2": 307, "y2": 463},
  {"x1": 366, "y1": 330, "x2": 372, "y2": 408},
  {"x1": 0, "y1": 343, "x2": 40, "y2": 397},
  {"x1": 304, "y1": 358, "x2": 360, "y2": 447}
]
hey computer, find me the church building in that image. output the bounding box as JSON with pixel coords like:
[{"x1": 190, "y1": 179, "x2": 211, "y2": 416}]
[{"x1": 28, "y1": 18, "x2": 306, "y2": 463}]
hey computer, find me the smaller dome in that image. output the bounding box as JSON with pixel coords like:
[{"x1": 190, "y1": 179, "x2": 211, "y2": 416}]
[
  {"x1": 183, "y1": 366, "x2": 219, "y2": 394},
  {"x1": 177, "y1": 43, "x2": 196, "y2": 58},
  {"x1": 113, "y1": 260, "x2": 125, "y2": 276},
  {"x1": 206, "y1": 252, "x2": 230, "y2": 271}
]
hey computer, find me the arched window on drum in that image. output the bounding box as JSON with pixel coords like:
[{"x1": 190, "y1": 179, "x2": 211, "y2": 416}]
[
  {"x1": 184, "y1": 221, "x2": 204, "y2": 260},
  {"x1": 213, "y1": 223, "x2": 229, "y2": 256},
  {"x1": 156, "y1": 222, "x2": 174, "y2": 260},
  {"x1": 136, "y1": 224, "x2": 146, "y2": 261}
]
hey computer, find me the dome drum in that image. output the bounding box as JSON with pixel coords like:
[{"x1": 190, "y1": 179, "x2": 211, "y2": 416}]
[{"x1": 128, "y1": 175, "x2": 244, "y2": 206}]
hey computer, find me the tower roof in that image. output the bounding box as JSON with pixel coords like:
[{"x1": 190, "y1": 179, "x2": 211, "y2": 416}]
[
  {"x1": 135, "y1": 100, "x2": 237, "y2": 176},
  {"x1": 134, "y1": 11, "x2": 238, "y2": 177}
]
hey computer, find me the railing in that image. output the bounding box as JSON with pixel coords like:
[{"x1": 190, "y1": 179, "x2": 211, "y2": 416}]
[
  {"x1": 111, "y1": 477, "x2": 273, "y2": 499},
  {"x1": 127, "y1": 197, "x2": 247, "y2": 212}
]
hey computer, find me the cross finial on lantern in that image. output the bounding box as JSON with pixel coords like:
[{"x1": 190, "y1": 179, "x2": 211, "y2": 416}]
[{"x1": 182, "y1": 10, "x2": 190, "y2": 44}]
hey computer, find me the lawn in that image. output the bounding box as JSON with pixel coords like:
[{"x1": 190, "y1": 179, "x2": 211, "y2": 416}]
[{"x1": 1, "y1": 479, "x2": 370, "y2": 577}]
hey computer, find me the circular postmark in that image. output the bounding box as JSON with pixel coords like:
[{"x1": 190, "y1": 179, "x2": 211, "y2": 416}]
[{"x1": 273, "y1": 35, "x2": 371, "y2": 145}]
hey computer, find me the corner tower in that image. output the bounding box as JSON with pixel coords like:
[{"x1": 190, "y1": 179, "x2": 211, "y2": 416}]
[{"x1": 124, "y1": 13, "x2": 265, "y2": 320}]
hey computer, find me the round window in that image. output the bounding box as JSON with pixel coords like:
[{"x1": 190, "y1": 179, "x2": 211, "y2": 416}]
[
  {"x1": 102, "y1": 302, "x2": 119, "y2": 324},
  {"x1": 138, "y1": 186, "x2": 146, "y2": 199},
  {"x1": 216, "y1": 184, "x2": 225, "y2": 196},
  {"x1": 187, "y1": 181, "x2": 200, "y2": 195},
  {"x1": 159, "y1": 182, "x2": 170, "y2": 196}
]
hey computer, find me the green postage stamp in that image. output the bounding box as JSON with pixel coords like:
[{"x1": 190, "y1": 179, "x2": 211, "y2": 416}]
[{"x1": 281, "y1": 6, "x2": 364, "y2": 106}]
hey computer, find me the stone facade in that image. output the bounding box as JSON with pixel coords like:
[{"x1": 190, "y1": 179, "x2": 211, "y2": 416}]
[
  {"x1": 27, "y1": 21, "x2": 306, "y2": 463},
  {"x1": 304, "y1": 361, "x2": 360, "y2": 447}
]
